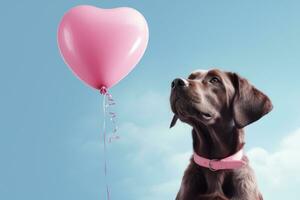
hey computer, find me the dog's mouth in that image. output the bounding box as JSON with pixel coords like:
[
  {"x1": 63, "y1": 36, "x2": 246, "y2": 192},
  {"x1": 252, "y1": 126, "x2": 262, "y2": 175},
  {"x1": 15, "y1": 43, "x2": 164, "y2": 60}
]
[
  {"x1": 171, "y1": 98, "x2": 213, "y2": 121},
  {"x1": 201, "y1": 112, "x2": 213, "y2": 120}
]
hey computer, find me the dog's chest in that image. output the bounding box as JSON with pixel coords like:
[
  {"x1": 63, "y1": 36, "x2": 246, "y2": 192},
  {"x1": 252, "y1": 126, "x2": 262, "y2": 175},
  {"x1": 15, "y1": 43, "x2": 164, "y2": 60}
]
[{"x1": 204, "y1": 171, "x2": 226, "y2": 193}]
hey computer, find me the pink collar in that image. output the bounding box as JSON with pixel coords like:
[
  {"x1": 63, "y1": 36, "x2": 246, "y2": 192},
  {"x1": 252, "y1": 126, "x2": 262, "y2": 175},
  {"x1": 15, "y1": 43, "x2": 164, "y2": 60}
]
[{"x1": 193, "y1": 149, "x2": 247, "y2": 171}]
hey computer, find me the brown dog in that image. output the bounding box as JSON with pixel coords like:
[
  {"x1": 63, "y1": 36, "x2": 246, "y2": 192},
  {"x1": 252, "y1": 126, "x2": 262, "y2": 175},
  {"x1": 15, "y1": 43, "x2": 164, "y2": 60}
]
[{"x1": 170, "y1": 69, "x2": 272, "y2": 200}]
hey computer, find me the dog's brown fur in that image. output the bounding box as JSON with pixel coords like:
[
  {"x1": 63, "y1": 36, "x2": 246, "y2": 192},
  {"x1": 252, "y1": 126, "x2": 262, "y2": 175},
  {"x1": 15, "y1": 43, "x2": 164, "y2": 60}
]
[{"x1": 170, "y1": 69, "x2": 272, "y2": 200}]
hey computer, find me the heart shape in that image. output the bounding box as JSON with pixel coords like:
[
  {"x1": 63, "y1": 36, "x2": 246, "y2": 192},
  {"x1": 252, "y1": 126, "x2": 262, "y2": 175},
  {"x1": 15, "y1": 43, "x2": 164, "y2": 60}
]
[{"x1": 57, "y1": 5, "x2": 149, "y2": 89}]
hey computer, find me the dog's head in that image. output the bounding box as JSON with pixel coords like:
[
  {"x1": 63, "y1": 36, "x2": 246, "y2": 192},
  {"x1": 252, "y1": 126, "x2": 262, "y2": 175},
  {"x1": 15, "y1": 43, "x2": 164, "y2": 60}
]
[{"x1": 170, "y1": 69, "x2": 273, "y2": 129}]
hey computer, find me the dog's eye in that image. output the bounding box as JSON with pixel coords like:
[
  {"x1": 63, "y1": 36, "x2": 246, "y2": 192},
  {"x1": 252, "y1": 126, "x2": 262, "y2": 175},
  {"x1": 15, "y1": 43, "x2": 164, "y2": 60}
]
[{"x1": 209, "y1": 77, "x2": 220, "y2": 84}]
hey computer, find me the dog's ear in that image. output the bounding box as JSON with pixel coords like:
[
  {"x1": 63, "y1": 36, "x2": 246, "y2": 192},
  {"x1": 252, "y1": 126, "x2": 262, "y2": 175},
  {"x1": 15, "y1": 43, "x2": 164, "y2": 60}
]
[
  {"x1": 169, "y1": 115, "x2": 178, "y2": 128},
  {"x1": 230, "y1": 73, "x2": 273, "y2": 128}
]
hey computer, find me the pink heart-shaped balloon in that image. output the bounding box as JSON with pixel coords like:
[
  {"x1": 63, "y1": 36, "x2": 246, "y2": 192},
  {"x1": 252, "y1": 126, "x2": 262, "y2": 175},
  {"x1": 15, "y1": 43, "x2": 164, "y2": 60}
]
[{"x1": 57, "y1": 5, "x2": 149, "y2": 90}]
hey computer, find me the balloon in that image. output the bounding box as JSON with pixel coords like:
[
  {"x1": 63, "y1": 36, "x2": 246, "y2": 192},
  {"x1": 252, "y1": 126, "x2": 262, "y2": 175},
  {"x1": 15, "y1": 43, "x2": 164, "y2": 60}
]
[{"x1": 57, "y1": 5, "x2": 149, "y2": 90}]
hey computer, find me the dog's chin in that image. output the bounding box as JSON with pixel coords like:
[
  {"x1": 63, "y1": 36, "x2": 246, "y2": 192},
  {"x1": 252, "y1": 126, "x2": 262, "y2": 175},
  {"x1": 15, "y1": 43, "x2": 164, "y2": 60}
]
[
  {"x1": 172, "y1": 102, "x2": 215, "y2": 125},
  {"x1": 190, "y1": 110, "x2": 215, "y2": 125}
]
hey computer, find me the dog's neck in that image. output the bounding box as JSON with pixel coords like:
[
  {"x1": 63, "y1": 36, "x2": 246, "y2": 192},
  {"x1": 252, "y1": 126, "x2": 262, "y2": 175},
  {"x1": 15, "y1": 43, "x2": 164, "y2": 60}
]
[{"x1": 191, "y1": 120, "x2": 245, "y2": 160}]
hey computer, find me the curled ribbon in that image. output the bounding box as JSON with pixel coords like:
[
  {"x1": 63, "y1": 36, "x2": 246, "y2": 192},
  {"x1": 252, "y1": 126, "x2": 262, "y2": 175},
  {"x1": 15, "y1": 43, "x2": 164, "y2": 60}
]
[{"x1": 100, "y1": 86, "x2": 120, "y2": 200}]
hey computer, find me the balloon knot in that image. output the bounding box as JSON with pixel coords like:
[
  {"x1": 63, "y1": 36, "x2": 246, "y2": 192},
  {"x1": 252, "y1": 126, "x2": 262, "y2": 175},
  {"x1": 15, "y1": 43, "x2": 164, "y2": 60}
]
[{"x1": 100, "y1": 86, "x2": 107, "y2": 95}]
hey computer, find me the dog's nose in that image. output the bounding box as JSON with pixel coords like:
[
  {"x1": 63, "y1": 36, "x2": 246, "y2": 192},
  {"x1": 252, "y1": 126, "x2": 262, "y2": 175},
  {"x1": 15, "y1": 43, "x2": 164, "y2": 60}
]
[{"x1": 171, "y1": 78, "x2": 187, "y2": 88}]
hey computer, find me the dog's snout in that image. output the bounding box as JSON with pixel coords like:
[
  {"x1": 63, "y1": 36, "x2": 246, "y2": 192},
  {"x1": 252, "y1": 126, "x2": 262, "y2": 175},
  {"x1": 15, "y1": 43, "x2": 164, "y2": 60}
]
[{"x1": 172, "y1": 78, "x2": 187, "y2": 88}]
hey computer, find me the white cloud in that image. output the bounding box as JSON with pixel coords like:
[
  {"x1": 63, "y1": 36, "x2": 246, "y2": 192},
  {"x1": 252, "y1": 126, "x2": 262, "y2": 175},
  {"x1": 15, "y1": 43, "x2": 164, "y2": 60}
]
[
  {"x1": 148, "y1": 179, "x2": 181, "y2": 200},
  {"x1": 112, "y1": 121, "x2": 192, "y2": 200},
  {"x1": 247, "y1": 128, "x2": 300, "y2": 199}
]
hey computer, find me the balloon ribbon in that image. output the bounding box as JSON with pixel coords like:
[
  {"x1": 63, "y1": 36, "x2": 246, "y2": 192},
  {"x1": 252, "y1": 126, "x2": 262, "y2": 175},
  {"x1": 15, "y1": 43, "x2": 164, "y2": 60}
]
[{"x1": 100, "y1": 86, "x2": 120, "y2": 200}]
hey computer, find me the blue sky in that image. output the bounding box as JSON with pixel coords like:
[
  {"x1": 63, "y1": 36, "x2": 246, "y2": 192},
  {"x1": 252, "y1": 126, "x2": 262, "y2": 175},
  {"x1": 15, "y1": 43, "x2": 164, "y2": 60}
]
[{"x1": 1, "y1": 0, "x2": 300, "y2": 199}]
